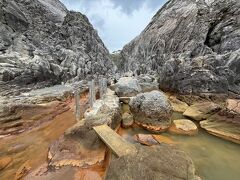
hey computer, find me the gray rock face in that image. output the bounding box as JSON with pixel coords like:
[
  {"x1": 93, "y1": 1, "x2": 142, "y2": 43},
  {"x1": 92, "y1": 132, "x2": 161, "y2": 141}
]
[
  {"x1": 129, "y1": 90, "x2": 172, "y2": 132},
  {"x1": 0, "y1": 0, "x2": 115, "y2": 86},
  {"x1": 121, "y1": 0, "x2": 240, "y2": 95},
  {"x1": 106, "y1": 144, "x2": 200, "y2": 180}
]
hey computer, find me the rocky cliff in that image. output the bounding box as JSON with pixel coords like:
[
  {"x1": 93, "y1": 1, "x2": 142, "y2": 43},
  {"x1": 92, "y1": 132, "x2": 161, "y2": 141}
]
[
  {"x1": 0, "y1": 0, "x2": 115, "y2": 86},
  {"x1": 121, "y1": 0, "x2": 240, "y2": 95}
]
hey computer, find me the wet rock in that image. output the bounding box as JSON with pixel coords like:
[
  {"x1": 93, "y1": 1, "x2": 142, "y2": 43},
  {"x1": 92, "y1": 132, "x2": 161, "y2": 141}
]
[
  {"x1": 0, "y1": 157, "x2": 12, "y2": 170},
  {"x1": 169, "y1": 96, "x2": 189, "y2": 113},
  {"x1": 0, "y1": 98, "x2": 70, "y2": 136},
  {"x1": 183, "y1": 102, "x2": 221, "y2": 121},
  {"x1": 134, "y1": 134, "x2": 159, "y2": 146},
  {"x1": 114, "y1": 77, "x2": 142, "y2": 97},
  {"x1": 200, "y1": 113, "x2": 240, "y2": 144},
  {"x1": 14, "y1": 161, "x2": 31, "y2": 180},
  {"x1": 129, "y1": 91, "x2": 172, "y2": 132},
  {"x1": 106, "y1": 144, "x2": 200, "y2": 180},
  {"x1": 122, "y1": 112, "x2": 133, "y2": 128},
  {"x1": 152, "y1": 135, "x2": 176, "y2": 145},
  {"x1": 169, "y1": 119, "x2": 198, "y2": 136},
  {"x1": 25, "y1": 165, "x2": 84, "y2": 180}
]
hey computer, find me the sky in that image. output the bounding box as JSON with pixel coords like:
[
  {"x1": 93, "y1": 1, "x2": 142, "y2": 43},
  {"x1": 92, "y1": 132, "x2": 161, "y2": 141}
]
[{"x1": 60, "y1": 0, "x2": 167, "y2": 52}]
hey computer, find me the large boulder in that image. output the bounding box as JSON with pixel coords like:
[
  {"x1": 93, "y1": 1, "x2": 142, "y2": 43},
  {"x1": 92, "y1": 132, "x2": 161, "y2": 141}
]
[
  {"x1": 114, "y1": 77, "x2": 142, "y2": 97},
  {"x1": 106, "y1": 144, "x2": 200, "y2": 180},
  {"x1": 129, "y1": 90, "x2": 172, "y2": 132},
  {"x1": 120, "y1": 0, "x2": 240, "y2": 95}
]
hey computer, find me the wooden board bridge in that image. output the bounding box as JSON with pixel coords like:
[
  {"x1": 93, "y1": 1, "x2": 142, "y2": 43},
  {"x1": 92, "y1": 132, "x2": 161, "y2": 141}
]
[{"x1": 93, "y1": 124, "x2": 137, "y2": 157}]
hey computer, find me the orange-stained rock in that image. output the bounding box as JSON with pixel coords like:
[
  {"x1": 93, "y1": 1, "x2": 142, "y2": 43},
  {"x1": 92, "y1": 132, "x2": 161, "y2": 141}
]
[
  {"x1": 135, "y1": 121, "x2": 170, "y2": 133},
  {"x1": 134, "y1": 134, "x2": 159, "y2": 146},
  {"x1": 14, "y1": 161, "x2": 31, "y2": 180},
  {"x1": 152, "y1": 135, "x2": 176, "y2": 145},
  {"x1": 0, "y1": 157, "x2": 12, "y2": 170}
]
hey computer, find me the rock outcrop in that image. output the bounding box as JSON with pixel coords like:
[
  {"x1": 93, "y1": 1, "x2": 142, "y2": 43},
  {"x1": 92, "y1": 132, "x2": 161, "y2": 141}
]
[
  {"x1": 48, "y1": 89, "x2": 121, "y2": 168},
  {"x1": 200, "y1": 99, "x2": 240, "y2": 144},
  {"x1": 106, "y1": 144, "x2": 200, "y2": 180},
  {"x1": 183, "y1": 102, "x2": 221, "y2": 121},
  {"x1": 121, "y1": 0, "x2": 240, "y2": 95},
  {"x1": 129, "y1": 90, "x2": 172, "y2": 132},
  {"x1": 0, "y1": 0, "x2": 115, "y2": 86}
]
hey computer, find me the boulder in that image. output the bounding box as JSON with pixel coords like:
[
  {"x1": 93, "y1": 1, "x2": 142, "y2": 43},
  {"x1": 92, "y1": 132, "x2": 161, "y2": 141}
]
[
  {"x1": 114, "y1": 77, "x2": 142, "y2": 97},
  {"x1": 183, "y1": 102, "x2": 221, "y2": 121},
  {"x1": 122, "y1": 112, "x2": 134, "y2": 128},
  {"x1": 129, "y1": 91, "x2": 172, "y2": 132},
  {"x1": 106, "y1": 145, "x2": 200, "y2": 180},
  {"x1": 169, "y1": 119, "x2": 198, "y2": 136}
]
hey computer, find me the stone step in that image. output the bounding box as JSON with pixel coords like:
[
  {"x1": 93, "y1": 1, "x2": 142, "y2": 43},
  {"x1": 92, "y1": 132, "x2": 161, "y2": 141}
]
[{"x1": 93, "y1": 124, "x2": 137, "y2": 157}]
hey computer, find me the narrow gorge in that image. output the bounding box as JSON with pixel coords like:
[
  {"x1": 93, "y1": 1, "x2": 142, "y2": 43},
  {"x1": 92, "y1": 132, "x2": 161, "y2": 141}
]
[{"x1": 0, "y1": 0, "x2": 239, "y2": 180}]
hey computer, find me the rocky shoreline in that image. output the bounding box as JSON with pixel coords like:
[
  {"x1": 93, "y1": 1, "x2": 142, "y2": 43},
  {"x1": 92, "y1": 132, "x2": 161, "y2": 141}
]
[{"x1": 0, "y1": 75, "x2": 239, "y2": 179}]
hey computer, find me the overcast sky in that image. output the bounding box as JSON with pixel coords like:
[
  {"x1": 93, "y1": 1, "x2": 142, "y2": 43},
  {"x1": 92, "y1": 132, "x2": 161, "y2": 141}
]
[{"x1": 60, "y1": 0, "x2": 167, "y2": 52}]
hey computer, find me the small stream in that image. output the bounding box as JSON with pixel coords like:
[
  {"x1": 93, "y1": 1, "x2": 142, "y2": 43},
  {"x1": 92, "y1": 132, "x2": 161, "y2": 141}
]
[{"x1": 121, "y1": 104, "x2": 240, "y2": 180}]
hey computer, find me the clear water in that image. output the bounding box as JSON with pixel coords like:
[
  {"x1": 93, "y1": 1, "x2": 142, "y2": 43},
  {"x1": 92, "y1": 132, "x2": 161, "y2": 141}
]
[
  {"x1": 166, "y1": 130, "x2": 240, "y2": 180},
  {"x1": 120, "y1": 126, "x2": 240, "y2": 180},
  {"x1": 121, "y1": 104, "x2": 240, "y2": 180}
]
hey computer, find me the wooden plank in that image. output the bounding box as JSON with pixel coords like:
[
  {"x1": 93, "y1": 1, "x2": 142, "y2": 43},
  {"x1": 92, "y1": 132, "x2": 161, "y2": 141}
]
[{"x1": 93, "y1": 124, "x2": 137, "y2": 157}]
